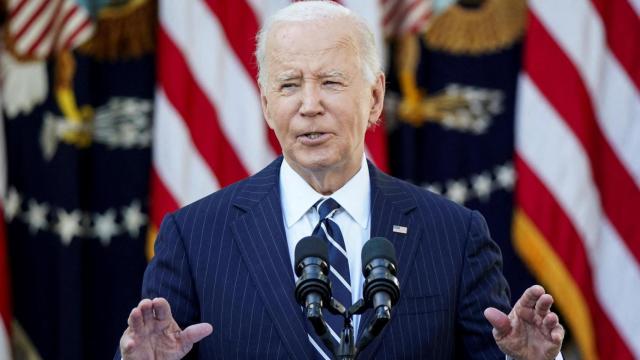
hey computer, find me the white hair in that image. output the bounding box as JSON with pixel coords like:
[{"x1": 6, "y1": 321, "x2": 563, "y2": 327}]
[{"x1": 255, "y1": 0, "x2": 382, "y2": 89}]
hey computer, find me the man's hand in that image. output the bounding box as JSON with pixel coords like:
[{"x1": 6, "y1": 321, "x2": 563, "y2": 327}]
[
  {"x1": 120, "y1": 297, "x2": 213, "y2": 360},
  {"x1": 484, "y1": 285, "x2": 564, "y2": 360}
]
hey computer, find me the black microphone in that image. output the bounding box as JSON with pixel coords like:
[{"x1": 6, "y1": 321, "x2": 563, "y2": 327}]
[
  {"x1": 294, "y1": 236, "x2": 337, "y2": 353},
  {"x1": 361, "y1": 237, "x2": 400, "y2": 330},
  {"x1": 294, "y1": 236, "x2": 331, "y2": 320}
]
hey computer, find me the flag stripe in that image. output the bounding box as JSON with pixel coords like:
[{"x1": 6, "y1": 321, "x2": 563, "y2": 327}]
[
  {"x1": 153, "y1": 88, "x2": 221, "y2": 205},
  {"x1": 525, "y1": 13, "x2": 640, "y2": 265},
  {"x1": 25, "y1": 0, "x2": 63, "y2": 56},
  {"x1": 202, "y1": 0, "x2": 259, "y2": 87},
  {"x1": 529, "y1": 0, "x2": 640, "y2": 187},
  {"x1": 158, "y1": 27, "x2": 249, "y2": 186},
  {"x1": 60, "y1": 16, "x2": 91, "y2": 51},
  {"x1": 516, "y1": 74, "x2": 640, "y2": 358},
  {"x1": 364, "y1": 123, "x2": 388, "y2": 173},
  {"x1": 16, "y1": 0, "x2": 58, "y2": 55},
  {"x1": 589, "y1": 0, "x2": 640, "y2": 91},
  {"x1": 149, "y1": 169, "x2": 180, "y2": 228},
  {"x1": 55, "y1": 3, "x2": 79, "y2": 45},
  {"x1": 56, "y1": 6, "x2": 84, "y2": 49},
  {"x1": 8, "y1": 0, "x2": 42, "y2": 34},
  {"x1": 205, "y1": 0, "x2": 281, "y2": 153},
  {"x1": 515, "y1": 163, "x2": 636, "y2": 360},
  {"x1": 8, "y1": 0, "x2": 28, "y2": 18},
  {"x1": 513, "y1": 209, "x2": 599, "y2": 360},
  {"x1": 12, "y1": 0, "x2": 49, "y2": 42},
  {"x1": 160, "y1": 0, "x2": 276, "y2": 176},
  {"x1": 201, "y1": 0, "x2": 282, "y2": 155}
]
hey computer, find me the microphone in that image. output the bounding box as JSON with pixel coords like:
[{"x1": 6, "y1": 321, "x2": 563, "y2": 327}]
[
  {"x1": 362, "y1": 237, "x2": 400, "y2": 313},
  {"x1": 294, "y1": 236, "x2": 330, "y2": 312},
  {"x1": 294, "y1": 236, "x2": 336, "y2": 353},
  {"x1": 360, "y1": 237, "x2": 400, "y2": 339},
  {"x1": 294, "y1": 236, "x2": 331, "y2": 313}
]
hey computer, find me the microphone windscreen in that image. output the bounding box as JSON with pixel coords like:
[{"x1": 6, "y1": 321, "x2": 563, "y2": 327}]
[
  {"x1": 361, "y1": 237, "x2": 397, "y2": 271},
  {"x1": 295, "y1": 236, "x2": 328, "y2": 265}
]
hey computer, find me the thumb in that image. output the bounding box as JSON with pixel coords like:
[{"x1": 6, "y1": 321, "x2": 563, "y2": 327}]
[
  {"x1": 179, "y1": 323, "x2": 213, "y2": 345},
  {"x1": 484, "y1": 307, "x2": 511, "y2": 339}
]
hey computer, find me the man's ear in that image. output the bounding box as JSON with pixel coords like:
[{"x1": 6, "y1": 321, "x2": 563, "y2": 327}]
[
  {"x1": 368, "y1": 72, "x2": 386, "y2": 127},
  {"x1": 260, "y1": 91, "x2": 275, "y2": 130}
]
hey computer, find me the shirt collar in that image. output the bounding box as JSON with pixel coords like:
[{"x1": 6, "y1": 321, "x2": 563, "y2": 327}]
[{"x1": 280, "y1": 155, "x2": 370, "y2": 229}]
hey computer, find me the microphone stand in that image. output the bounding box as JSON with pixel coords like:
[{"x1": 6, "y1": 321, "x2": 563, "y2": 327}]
[{"x1": 303, "y1": 298, "x2": 392, "y2": 359}]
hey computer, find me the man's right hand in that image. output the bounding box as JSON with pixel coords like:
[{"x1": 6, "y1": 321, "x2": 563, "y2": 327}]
[{"x1": 120, "y1": 297, "x2": 213, "y2": 360}]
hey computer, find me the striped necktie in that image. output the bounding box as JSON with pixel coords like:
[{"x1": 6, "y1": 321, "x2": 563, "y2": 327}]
[{"x1": 312, "y1": 197, "x2": 351, "y2": 346}]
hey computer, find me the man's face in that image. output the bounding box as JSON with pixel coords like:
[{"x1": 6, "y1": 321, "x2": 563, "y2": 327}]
[{"x1": 260, "y1": 19, "x2": 384, "y2": 179}]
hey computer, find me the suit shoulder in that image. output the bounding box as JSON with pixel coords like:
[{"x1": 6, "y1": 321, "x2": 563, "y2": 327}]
[{"x1": 169, "y1": 176, "x2": 252, "y2": 224}]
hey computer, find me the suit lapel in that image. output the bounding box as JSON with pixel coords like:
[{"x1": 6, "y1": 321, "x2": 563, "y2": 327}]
[
  {"x1": 230, "y1": 157, "x2": 314, "y2": 359},
  {"x1": 357, "y1": 163, "x2": 421, "y2": 358}
]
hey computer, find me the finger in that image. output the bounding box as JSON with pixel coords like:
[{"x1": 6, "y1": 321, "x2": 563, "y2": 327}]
[
  {"x1": 138, "y1": 299, "x2": 154, "y2": 326},
  {"x1": 127, "y1": 307, "x2": 144, "y2": 332},
  {"x1": 178, "y1": 323, "x2": 213, "y2": 345},
  {"x1": 518, "y1": 285, "x2": 545, "y2": 309},
  {"x1": 120, "y1": 334, "x2": 137, "y2": 355},
  {"x1": 152, "y1": 297, "x2": 172, "y2": 321},
  {"x1": 550, "y1": 323, "x2": 565, "y2": 345},
  {"x1": 535, "y1": 294, "x2": 554, "y2": 318},
  {"x1": 514, "y1": 285, "x2": 545, "y2": 322},
  {"x1": 542, "y1": 313, "x2": 560, "y2": 333},
  {"x1": 484, "y1": 307, "x2": 512, "y2": 339}
]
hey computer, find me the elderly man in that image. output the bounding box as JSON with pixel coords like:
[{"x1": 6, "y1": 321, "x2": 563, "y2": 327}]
[{"x1": 117, "y1": 1, "x2": 564, "y2": 359}]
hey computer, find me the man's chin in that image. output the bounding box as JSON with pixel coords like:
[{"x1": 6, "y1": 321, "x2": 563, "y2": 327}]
[{"x1": 286, "y1": 153, "x2": 341, "y2": 173}]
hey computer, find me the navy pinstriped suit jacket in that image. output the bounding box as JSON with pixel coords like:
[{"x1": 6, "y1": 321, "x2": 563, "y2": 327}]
[{"x1": 121, "y1": 157, "x2": 512, "y2": 359}]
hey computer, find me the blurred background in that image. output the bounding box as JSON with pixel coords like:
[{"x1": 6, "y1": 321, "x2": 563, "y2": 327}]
[{"x1": 0, "y1": 0, "x2": 637, "y2": 359}]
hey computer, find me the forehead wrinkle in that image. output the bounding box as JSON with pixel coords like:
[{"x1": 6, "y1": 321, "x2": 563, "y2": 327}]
[{"x1": 265, "y1": 23, "x2": 362, "y2": 84}]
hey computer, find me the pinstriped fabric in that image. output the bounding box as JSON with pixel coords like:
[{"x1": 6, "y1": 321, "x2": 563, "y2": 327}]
[{"x1": 116, "y1": 157, "x2": 510, "y2": 359}]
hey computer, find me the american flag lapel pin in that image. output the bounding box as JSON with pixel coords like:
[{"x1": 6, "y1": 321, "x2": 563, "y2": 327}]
[{"x1": 393, "y1": 225, "x2": 408, "y2": 234}]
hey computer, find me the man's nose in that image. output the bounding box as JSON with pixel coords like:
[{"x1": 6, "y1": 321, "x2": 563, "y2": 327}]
[{"x1": 299, "y1": 83, "x2": 324, "y2": 117}]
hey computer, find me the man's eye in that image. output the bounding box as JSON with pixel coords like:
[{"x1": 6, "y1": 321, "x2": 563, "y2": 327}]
[
  {"x1": 323, "y1": 80, "x2": 344, "y2": 88},
  {"x1": 281, "y1": 83, "x2": 298, "y2": 89}
]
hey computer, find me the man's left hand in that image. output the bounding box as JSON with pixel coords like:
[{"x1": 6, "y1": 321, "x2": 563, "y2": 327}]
[{"x1": 484, "y1": 285, "x2": 564, "y2": 360}]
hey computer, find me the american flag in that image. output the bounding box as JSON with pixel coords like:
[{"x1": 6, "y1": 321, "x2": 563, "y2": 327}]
[
  {"x1": 5, "y1": 0, "x2": 93, "y2": 58},
  {"x1": 381, "y1": 0, "x2": 432, "y2": 37},
  {"x1": 513, "y1": 0, "x2": 640, "y2": 359},
  {"x1": 149, "y1": 0, "x2": 389, "y2": 254}
]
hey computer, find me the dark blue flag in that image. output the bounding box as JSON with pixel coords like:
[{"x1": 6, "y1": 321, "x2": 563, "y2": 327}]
[
  {"x1": 386, "y1": 0, "x2": 535, "y2": 302},
  {"x1": 2, "y1": 2, "x2": 155, "y2": 358}
]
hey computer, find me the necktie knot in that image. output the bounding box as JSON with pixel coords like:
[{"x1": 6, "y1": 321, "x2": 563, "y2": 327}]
[{"x1": 315, "y1": 197, "x2": 341, "y2": 220}]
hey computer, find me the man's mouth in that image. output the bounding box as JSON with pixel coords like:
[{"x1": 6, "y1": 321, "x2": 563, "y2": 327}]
[
  {"x1": 303, "y1": 132, "x2": 323, "y2": 139},
  {"x1": 298, "y1": 131, "x2": 330, "y2": 144}
]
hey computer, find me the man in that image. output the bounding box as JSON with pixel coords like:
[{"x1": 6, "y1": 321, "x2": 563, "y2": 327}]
[{"x1": 118, "y1": 2, "x2": 564, "y2": 359}]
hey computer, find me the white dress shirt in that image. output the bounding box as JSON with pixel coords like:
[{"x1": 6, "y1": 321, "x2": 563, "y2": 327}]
[{"x1": 279, "y1": 155, "x2": 370, "y2": 336}]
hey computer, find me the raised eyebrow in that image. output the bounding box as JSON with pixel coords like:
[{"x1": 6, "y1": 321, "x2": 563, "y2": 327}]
[
  {"x1": 321, "y1": 71, "x2": 348, "y2": 79},
  {"x1": 275, "y1": 73, "x2": 301, "y2": 82}
]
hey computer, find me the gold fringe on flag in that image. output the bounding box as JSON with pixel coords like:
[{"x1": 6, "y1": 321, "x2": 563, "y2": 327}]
[
  {"x1": 78, "y1": 0, "x2": 156, "y2": 61},
  {"x1": 146, "y1": 225, "x2": 158, "y2": 261},
  {"x1": 513, "y1": 209, "x2": 598, "y2": 360},
  {"x1": 11, "y1": 320, "x2": 43, "y2": 360},
  {"x1": 424, "y1": 0, "x2": 526, "y2": 55}
]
